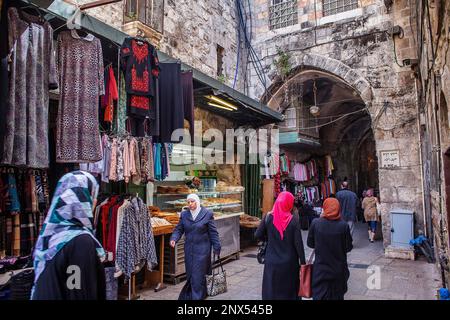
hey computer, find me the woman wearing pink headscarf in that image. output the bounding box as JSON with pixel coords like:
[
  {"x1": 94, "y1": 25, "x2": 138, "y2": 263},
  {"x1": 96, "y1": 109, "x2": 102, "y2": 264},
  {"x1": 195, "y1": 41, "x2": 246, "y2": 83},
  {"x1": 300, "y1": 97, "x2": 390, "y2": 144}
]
[{"x1": 255, "y1": 191, "x2": 306, "y2": 300}]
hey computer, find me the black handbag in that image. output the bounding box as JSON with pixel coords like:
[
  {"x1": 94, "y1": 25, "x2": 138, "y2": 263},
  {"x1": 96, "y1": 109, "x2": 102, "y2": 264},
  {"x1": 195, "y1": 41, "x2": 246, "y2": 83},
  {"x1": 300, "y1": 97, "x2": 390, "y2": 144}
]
[
  {"x1": 256, "y1": 213, "x2": 271, "y2": 264},
  {"x1": 257, "y1": 241, "x2": 267, "y2": 264}
]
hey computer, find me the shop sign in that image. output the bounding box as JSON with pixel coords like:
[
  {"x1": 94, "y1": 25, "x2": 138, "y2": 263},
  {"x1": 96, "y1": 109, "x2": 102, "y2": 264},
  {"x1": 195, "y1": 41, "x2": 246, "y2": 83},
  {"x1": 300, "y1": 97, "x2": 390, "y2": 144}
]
[{"x1": 380, "y1": 150, "x2": 400, "y2": 168}]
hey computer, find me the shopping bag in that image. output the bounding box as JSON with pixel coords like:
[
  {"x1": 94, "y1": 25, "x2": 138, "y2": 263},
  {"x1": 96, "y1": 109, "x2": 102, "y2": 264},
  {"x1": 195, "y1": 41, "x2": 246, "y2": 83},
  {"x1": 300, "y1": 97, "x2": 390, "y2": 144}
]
[
  {"x1": 299, "y1": 250, "x2": 315, "y2": 298},
  {"x1": 206, "y1": 254, "x2": 227, "y2": 297}
]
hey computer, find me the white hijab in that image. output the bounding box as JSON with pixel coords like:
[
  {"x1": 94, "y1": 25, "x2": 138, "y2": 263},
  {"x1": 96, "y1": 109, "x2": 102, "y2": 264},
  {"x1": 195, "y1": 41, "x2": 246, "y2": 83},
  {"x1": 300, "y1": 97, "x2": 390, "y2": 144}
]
[{"x1": 187, "y1": 193, "x2": 202, "y2": 221}]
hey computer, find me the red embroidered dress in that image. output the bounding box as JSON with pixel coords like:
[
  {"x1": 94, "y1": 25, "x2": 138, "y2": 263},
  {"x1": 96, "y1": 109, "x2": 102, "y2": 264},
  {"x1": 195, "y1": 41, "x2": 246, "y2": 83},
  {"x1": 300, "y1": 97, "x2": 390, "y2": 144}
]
[{"x1": 120, "y1": 37, "x2": 159, "y2": 119}]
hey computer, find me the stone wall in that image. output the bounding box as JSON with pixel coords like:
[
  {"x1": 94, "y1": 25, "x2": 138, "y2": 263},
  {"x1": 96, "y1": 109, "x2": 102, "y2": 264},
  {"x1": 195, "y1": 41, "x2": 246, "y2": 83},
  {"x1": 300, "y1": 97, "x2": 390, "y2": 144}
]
[
  {"x1": 249, "y1": 0, "x2": 423, "y2": 247},
  {"x1": 416, "y1": 0, "x2": 450, "y2": 281},
  {"x1": 79, "y1": 0, "x2": 243, "y2": 89}
]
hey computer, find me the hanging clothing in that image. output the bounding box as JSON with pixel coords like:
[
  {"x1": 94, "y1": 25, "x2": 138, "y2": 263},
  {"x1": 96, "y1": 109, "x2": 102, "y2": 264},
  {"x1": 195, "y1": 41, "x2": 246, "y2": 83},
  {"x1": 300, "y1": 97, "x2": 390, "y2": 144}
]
[
  {"x1": 114, "y1": 72, "x2": 127, "y2": 135},
  {"x1": 102, "y1": 65, "x2": 119, "y2": 123},
  {"x1": 120, "y1": 37, "x2": 159, "y2": 119},
  {"x1": 181, "y1": 71, "x2": 194, "y2": 137},
  {"x1": 116, "y1": 197, "x2": 157, "y2": 278},
  {"x1": 1, "y1": 8, "x2": 58, "y2": 168},
  {"x1": 56, "y1": 30, "x2": 104, "y2": 163},
  {"x1": 158, "y1": 63, "x2": 184, "y2": 143}
]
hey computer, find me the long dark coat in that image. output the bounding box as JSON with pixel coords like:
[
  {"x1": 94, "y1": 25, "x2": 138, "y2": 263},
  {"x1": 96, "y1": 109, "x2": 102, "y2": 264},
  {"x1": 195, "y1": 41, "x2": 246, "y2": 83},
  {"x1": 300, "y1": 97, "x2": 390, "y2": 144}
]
[
  {"x1": 170, "y1": 207, "x2": 221, "y2": 300},
  {"x1": 307, "y1": 217, "x2": 353, "y2": 300},
  {"x1": 255, "y1": 213, "x2": 306, "y2": 300}
]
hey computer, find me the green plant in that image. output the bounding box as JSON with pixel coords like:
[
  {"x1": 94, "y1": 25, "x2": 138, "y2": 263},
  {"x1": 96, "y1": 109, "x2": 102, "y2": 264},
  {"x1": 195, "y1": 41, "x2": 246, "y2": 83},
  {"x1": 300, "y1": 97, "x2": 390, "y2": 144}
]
[
  {"x1": 217, "y1": 74, "x2": 227, "y2": 83},
  {"x1": 274, "y1": 47, "x2": 291, "y2": 79}
]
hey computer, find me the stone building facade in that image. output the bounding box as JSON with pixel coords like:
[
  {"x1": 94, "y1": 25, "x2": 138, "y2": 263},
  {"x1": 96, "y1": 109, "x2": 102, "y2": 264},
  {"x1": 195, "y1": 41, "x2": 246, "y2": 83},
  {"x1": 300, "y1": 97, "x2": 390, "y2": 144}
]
[
  {"x1": 248, "y1": 0, "x2": 424, "y2": 250},
  {"x1": 416, "y1": 0, "x2": 450, "y2": 285}
]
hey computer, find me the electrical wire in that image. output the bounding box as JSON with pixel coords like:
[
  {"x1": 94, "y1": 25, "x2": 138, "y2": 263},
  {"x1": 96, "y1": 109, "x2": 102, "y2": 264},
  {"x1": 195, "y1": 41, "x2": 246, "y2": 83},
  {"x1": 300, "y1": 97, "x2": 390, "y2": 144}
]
[{"x1": 292, "y1": 108, "x2": 369, "y2": 130}]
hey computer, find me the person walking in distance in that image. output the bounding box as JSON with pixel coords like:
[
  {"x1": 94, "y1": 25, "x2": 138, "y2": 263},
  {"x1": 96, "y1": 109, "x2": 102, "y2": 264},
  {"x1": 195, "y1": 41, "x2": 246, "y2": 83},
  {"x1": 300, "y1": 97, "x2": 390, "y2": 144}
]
[
  {"x1": 361, "y1": 188, "x2": 379, "y2": 243},
  {"x1": 335, "y1": 181, "x2": 359, "y2": 236}
]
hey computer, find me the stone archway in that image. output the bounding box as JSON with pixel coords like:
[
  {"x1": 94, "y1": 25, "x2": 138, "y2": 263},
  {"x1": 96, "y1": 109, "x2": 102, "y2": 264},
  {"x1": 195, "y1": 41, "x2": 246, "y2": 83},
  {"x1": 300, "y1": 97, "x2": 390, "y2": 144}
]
[
  {"x1": 262, "y1": 53, "x2": 373, "y2": 107},
  {"x1": 261, "y1": 53, "x2": 423, "y2": 249}
]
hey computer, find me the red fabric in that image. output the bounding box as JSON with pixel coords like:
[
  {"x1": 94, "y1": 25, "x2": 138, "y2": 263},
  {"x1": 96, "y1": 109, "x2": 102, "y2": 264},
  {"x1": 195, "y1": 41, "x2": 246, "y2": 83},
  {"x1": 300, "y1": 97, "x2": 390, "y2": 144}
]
[
  {"x1": 132, "y1": 39, "x2": 149, "y2": 64},
  {"x1": 272, "y1": 191, "x2": 295, "y2": 240},
  {"x1": 322, "y1": 198, "x2": 341, "y2": 221},
  {"x1": 130, "y1": 95, "x2": 150, "y2": 110},
  {"x1": 106, "y1": 202, "x2": 121, "y2": 260},
  {"x1": 131, "y1": 67, "x2": 149, "y2": 93},
  {"x1": 104, "y1": 66, "x2": 119, "y2": 123},
  {"x1": 101, "y1": 196, "x2": 118, "y2": 245}
]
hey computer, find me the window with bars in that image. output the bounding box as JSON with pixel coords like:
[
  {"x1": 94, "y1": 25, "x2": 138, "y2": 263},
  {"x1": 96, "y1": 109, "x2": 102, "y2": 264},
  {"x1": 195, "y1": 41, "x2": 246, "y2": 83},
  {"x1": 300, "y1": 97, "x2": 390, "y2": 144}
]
[
  {"x1": 322, "y1": 0, "x2": 358, "y2": 17},
  {"x1": 124, "y1": 0, "x2": 165, "y2": 33},
  {"x1": 269, "y1": 0, "x2": 298, "y2": 30}
]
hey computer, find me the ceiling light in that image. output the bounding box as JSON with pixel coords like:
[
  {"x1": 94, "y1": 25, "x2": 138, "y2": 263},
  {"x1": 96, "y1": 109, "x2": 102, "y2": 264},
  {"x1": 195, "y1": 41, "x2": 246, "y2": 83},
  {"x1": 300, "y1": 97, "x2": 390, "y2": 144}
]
[
  {"x1": 205, "y1": 95, "x2": 238, "y2": 110},
  {"x1": 207, "y1": 102, "x2": 234, "y2": 111}
]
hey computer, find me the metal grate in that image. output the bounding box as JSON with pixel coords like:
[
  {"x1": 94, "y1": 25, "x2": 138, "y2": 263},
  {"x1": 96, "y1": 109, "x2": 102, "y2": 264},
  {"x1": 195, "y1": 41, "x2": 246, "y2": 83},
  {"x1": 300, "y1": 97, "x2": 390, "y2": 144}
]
[
  {"x1": 322, "y1": 0, "x2": 358, "y2": 16},
  {"x1": 269, "y1": 0, "x2": 298, "y2": 30}
]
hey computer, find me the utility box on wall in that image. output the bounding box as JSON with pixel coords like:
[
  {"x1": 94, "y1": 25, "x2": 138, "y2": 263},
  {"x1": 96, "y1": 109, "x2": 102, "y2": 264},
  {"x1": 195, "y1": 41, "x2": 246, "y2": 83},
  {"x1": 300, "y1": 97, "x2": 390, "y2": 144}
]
[
  {"x1": 390, "y1": 209, "x2": 414, "y2": 248},
  {"x1": 385, "y1": 209, "x2": 415, "y2": 260}
]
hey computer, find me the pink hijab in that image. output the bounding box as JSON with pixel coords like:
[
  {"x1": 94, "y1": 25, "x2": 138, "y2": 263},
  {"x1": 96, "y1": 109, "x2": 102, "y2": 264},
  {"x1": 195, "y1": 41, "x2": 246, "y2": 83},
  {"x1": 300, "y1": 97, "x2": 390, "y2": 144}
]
[{"x1": 271, "y1": 191, "x2": 295, "y2": 240}]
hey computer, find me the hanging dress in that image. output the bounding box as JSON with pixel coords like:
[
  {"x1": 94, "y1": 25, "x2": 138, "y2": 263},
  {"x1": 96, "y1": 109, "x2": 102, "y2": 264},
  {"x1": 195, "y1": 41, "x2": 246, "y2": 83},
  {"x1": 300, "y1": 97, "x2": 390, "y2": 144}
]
[{"x1": 56, "y1": 30, "x2": 104, "y2": 163}]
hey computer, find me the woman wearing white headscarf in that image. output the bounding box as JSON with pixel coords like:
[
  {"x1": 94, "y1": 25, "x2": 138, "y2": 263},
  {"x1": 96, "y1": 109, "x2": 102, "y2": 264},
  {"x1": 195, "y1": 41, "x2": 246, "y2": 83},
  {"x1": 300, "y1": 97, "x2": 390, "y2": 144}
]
[{"x1": 170, "y1": 194, "x2": 221, "y2": 300}]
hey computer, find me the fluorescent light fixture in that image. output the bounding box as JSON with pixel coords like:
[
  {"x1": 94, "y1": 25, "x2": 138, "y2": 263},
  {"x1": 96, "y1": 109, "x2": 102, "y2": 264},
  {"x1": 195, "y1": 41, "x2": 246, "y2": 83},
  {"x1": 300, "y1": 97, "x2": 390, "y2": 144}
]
[
  {"x1": 207, "y1": 102, "x2": 234, "y2": 111},
  {"x1": 205, "y1": 95, "x2": 238, "y2": 110}
]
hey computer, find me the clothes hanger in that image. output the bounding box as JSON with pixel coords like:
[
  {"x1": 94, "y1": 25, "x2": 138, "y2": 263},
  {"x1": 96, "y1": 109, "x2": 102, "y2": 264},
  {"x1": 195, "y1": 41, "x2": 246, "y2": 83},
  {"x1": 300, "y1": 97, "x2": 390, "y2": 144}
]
[{"x1": 19, "y1": 5, "x2": 46, "y2": 23}]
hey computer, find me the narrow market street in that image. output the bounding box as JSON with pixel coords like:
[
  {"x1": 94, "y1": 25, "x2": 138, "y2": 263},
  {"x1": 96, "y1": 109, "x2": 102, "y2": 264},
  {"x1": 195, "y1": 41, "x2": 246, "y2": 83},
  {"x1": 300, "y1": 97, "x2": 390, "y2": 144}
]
[{"x1": 139, "y1": 223, "x2": 440, "y2": 300}]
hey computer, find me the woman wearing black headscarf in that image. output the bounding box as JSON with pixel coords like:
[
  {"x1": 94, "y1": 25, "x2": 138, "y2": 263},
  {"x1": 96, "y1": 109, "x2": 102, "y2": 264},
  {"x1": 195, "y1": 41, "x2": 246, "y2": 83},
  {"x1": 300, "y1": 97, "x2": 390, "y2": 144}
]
[{"x1": 307, "y1": 198, "x2": 353, "y2": 300}]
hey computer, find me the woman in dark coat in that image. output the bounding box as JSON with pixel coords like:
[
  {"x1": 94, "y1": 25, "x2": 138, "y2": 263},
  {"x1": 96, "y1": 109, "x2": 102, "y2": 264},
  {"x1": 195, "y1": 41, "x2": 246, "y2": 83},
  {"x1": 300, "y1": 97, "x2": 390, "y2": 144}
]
[
  {"x1": 307, "y1": 198, "x2": 353, "y2": 300},
  {"x1": 170, "y1": 194, "x2": 221, "y2": 300},
  {"x1": 255, "y1": 191, "x2": 306, "y2": 300},
  {"x1": 31, "y1": 171, "x2": 106, "y2": 300}
]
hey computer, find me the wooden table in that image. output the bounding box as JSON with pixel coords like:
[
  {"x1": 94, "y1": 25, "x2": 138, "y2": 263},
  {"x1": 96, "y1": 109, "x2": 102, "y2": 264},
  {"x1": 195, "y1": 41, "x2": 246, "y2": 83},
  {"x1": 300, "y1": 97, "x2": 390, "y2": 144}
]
[{"x1": 145, "y1": 224, "x2": 174, "y2": 292}]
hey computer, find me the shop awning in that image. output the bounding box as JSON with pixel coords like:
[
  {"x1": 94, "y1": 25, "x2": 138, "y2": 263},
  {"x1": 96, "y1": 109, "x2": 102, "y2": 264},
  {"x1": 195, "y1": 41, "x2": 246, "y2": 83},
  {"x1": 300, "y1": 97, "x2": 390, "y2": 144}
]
[{"x1": 21, "y1": 0, "x2": 283, "y2": 127}]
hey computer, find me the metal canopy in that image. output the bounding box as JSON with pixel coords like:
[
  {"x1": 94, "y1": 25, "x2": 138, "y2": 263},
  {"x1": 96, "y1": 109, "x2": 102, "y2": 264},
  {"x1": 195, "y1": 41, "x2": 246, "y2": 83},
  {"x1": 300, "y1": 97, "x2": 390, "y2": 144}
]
[{"x1": 21, "y1": 0, "x2": 283, "y2": 126}]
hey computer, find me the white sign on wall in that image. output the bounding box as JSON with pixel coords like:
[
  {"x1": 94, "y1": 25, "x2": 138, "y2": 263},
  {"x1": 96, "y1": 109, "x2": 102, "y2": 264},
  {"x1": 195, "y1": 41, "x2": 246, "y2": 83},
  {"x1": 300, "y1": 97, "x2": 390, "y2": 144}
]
[{"x1": 380, "y1": 150, "x2": 400, "y2": 168}]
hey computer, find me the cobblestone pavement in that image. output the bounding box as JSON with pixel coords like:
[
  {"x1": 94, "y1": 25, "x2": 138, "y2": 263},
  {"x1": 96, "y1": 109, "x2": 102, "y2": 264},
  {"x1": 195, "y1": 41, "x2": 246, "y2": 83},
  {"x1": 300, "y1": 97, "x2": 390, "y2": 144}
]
[{"x1": 138, "y1": 222, "x2": 441, "y2": 300}]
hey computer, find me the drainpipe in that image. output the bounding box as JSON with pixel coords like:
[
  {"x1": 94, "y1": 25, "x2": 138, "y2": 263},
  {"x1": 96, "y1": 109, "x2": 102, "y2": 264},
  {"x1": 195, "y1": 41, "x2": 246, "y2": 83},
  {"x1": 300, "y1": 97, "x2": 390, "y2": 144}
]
[
  {"x1": 414, "y1": 78, "x2": 428, "y2": 238},
  {"x1": 434, "y1": 72, "x2": 447, "y2": 288}
]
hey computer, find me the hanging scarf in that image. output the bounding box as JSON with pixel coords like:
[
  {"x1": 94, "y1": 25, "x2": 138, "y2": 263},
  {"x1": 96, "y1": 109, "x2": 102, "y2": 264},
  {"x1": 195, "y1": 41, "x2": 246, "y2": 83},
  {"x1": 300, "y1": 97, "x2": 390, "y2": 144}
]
[
  {"x1": 31, "y1": 171, "x2": 106, "y2": 298},
  {"x1": 187, "y1": 194, "x2": 201, "y2": 221},
  {"x1": 272, "y1": 191, "x2": 294, "y2": 240},
  {"x1": 322, "y1": 198, "x2": 341, "y2": 221}
]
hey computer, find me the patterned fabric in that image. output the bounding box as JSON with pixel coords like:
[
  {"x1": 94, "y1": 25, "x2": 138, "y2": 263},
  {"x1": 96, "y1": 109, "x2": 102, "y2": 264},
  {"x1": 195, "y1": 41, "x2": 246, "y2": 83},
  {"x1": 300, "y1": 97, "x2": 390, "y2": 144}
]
[
  {"x1": 1, "y1": 8, "x2": 58, "y2": 168},
  {"x1": 56, "y1": 30, "x2": 104, "y2": 163},
  {"x1": 31, "y1": 171, "x2": 106, "y2": 298},
  {"x1": 113, "y1": 73, "x2": 127, "y2": 135},
  {"x1": 132, "y1": 139, "x2": 141, "y2": 185},
  {"x1": 116, "y1": 197, "x2": 157, "y2": 278},
  {"x1": 109, "y1": 139, "x2": 118, "y2": 181},
  {"x1": 116, "y1": 139, "x2": 125, "y2": 182},
  {"x1": 206, "y1": 268, "x2": 227, "y2": 297},
  {"x1": 6, "y1": 174, "x2": 20, "y2": 213}
]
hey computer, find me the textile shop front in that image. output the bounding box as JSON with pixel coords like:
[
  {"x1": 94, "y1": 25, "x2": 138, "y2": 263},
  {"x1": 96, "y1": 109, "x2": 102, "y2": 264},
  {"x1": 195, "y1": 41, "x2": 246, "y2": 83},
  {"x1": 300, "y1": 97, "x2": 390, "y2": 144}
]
[{"x1": 0, "y1": 0, "x2": 282, "y2": 299}]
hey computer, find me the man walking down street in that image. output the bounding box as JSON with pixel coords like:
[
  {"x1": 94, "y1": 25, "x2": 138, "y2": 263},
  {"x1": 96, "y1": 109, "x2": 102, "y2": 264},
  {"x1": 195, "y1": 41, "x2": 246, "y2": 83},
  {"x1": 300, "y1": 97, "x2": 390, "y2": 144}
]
[{"x1": 336, "y1": 181, "x2": 359, "y2": 236}]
